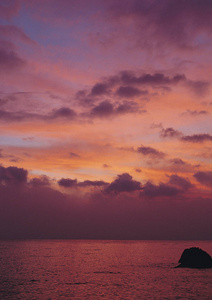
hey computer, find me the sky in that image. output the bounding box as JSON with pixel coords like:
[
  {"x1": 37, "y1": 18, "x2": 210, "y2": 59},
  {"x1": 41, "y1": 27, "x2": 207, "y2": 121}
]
[{"x1": 0, "y1": 0, "x2": 211, "y2": 239}]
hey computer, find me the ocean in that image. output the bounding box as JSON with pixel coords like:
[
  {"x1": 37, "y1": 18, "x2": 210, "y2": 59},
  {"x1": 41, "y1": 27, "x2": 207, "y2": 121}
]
[{"x1": 0, "y1": 240, "x2": 211, "y2": 299}]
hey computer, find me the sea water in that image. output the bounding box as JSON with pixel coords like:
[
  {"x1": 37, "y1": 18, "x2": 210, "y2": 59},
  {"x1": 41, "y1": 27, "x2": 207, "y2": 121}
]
[{"x1": 0, "y1": 240, "x2": 211, "y2": 299}]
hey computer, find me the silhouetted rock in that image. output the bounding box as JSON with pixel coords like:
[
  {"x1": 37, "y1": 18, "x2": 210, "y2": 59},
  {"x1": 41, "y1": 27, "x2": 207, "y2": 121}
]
[{"x1": 176, "y1": 247, "x2": 212, "y2": 269}]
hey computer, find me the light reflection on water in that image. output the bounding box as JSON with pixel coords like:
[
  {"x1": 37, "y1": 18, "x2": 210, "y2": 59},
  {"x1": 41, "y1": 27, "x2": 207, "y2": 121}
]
[{"x1": 0, "y1": 240, "x2": 211, "y2": 299}]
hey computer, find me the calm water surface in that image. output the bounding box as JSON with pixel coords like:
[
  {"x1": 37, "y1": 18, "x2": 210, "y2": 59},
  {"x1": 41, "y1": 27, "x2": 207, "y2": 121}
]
[{"x1": 0, "y1": 240, "x2": 211, "y2": 299}]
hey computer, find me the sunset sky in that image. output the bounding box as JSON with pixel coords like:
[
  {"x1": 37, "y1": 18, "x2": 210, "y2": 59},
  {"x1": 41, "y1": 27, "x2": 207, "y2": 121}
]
[{"x1": 0, "y1": 0, "x2": 211, "y2": 239}]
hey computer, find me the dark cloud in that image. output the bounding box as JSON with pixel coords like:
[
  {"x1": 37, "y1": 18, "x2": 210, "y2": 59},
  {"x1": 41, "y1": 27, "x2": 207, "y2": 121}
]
[
  {"x1": 103, "y1": 164, "x2": 110, "y2": 168},
  {"x1": 0, "y1": 149, "x2": 21, "y2": 162},
  {"x1": 90, "y1": 100, "x2": 141, "y2": 118},
  {"x1": 0, "y1": 106, "x2": 77, "y2": 123},
  {"x1": 150, "y1": 123, "x2": 163, "y2": 129},
  {"x1": 0, "y1": 178, "x2": 211, "y2": 240},
  {"x1": 58, "y1": 174, "x2": 140, "y2": 192},
  {"x1": 104, "y1": 173, "x2": 142, "y2": 194},
  {"x1": 196, "y1": 148, "x2": 212, "y2": 159},
  {"x1": 0, "y1": 109, "x2": 25, "y2": 121},
  {"x1": 0, "y1": 99, "x2": 139, "y2": 122},
  {"x1": 181, "y1": 134, "x2": 212, "y2": 143},
  {"x1": 186, "y1": 80, "x2": 210, "y2": 96},
  {"x1": 78, "y1": 180, "x2": 107, "y2": 187},
  {"x1": 142, "y1": 174, "x2": 192, "y2": 198},
  {"x1": 168, "y1": 174, "x2": 192, "y2": 191},
  {"x1": 193, "y1": 171, "x2": 212, "y2": 188},
  {"x1": 115, "y1": 86, "x2": 147, "y2": 98},
  {"x1": 29, "y1": 176, "x2": 50, "y2": 187},
  {"x1": 160, "y1": 128, "x2": 212, "y2": 143},
  {"x1": 0, "y1": 108, "x2": 47, "y2": 122},
  {"x1": 91, "y1": 83, "x2": 110, "y2": 96},
  {"x1": 77, "y1": 71, "x2": 207, "y2": 116},
  {"x1": 116, "y1": 101, "x2": 141, "y2": 114},
  {"x1": 58, "y1": 177, "x2": 107, "y2": 188},
  {"x1": 110, "y1": 0, "x2": 212, "y2": 48},
  {"x1": 0, "y1": 165, "x2": 211, "y2": 239},
  {"x1": 167, "y1": 158, "x2": 194, "y2": 173},
  {"x1": 182, "y1": 110, "x2": 209, "y2": 116},
  {"x1": 169, "y1": 158, "x2": 186, "y2": 166},
  {"x1": 51, "y1": 107, "x2": 76, "y2": 119},
  {"x1": 0, "y1": 1, "x2": 20, "y2": 20},
  {"x1": 119, "y1": 71, "x2": 185, "y2": 86},
  {"x1": 78, "y1": 71, "x2": 192, "y2": 109},
  {"x1": 0, "y1": 166, "x2": 27, "y2": 184},
  {"x1": 91, "y1": 101, "x2": 114, "y2": 117},
  {"x1": 0, "y1": 25, "x2": 35, "y2": 45},
  {"x1": 142, "y1": 181, "x2": 180, "y2": 198},
  {"x1": 160, "y1": 127, "x2": 182, "y2": 138},
  {"x1": 69, "y1": 152, "x2": 80, "y2": 158},
  {"x1": 97, "y1": 71, "x2": 206, "y2": 97},
  {"x1": 137, "y1": 145, "x2": 166, "y2": 159},
  {"x1": 58, "y1": 178, "x2": 77, "y2": 188},
  {"x1": 0, "y1": 47, "x2": 26, "y2": 71}
]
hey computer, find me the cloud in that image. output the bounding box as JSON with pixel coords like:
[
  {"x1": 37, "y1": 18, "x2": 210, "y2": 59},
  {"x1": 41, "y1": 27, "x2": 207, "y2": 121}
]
[
  {"x1": 78, "y1": 180, "x2": 107, "y2": 187},
  {"x1": 186, "y1": 80, "x2": 210, "y2": 96},
  {"x1": 0, "y1": 106, "x2": 77, "y2": 123},
  {"x1": 142, "y1": 174, "x2": 192, "y2": 198},
  {"x1": 0, "y1": 0, "x2": 20, "y2": 20},
  {"x1": 150, "y1": 123, "x2": 163, "y2": 129},
  {"x1": 0, "y1": 165, "x2": 27, "y2": 184},
  {"x1": 137, "y1": 145, "x2": 166, "y2": 159},
  {"x1": 104, "y1": 173, "x2": 142, "y2": 194},
  {"x1": 69, "y1": 152, "x2": 80, "y2": 158},
  {"x1": 116, "y1": 101, "x2": 142, "y2": 114},
  {"x1": 58, "y1": 177, "x2": 107, "y2": 188},
  {"x1": 193, "y1": 171, "x2": 212, "y2": 188},
  {"x1": 91, "y1": 83, "x2": 110, "y2": 96},
  {"x1": 0, "y1": 149, "x2": 20, "y2": 163},
  {"x1": 196, "y1": 148, "x2": 212, "y2": 159},
  {"x1": 142, "y1": 181, "x2": 180, "y2": 198},
  {"x1": 119, "y1": 71, "x2": 185, "y2": 86},
  {"x1": 78, "y1": 71, "x2": 192, "y2": 107},
  {"x1": 160, "y1": 127, "x2": 182, "y2": 138},
  {"x1": 0, "y1": 24, "x2": 35, "y2": 45},
  {"x1": 167, "y1": 174, "x2": 192, "y2": 191},
  {"x1": 0, "y1": 109, "x2": 25, "y2": 121},
  {"x1": 169, "y1": 158, "x2": 186, "y2": 166},
  {"x1": 0, "y1": 47, "x2": 26, "y2": 71},
  {"x1": 160, "y1": 128, "x2": 212, "y2": 143},
  {"x1": 0, "y1": 182, "x2": 211, "y2": 239},
  {"x1": 90, "y1": 100, "x2": 141, "y2": 118},
  {"x1": 90, "y1": 101, "x2": 114, "y2": 117},
  {"x1": 23, "y1": 0, "x2": 105, "y2": 24},
  {"x1": 181, "y1": 134, "x2": 212, "y2": 143},
  {"x1": 115, "y1": 86, "x2": 147, "y2": 98},
  {"x1": 103, "y1": 164, "x2": 110, "y2": 168},
  {"x1": 29, "y1": 176, "x2": 50, "y2": 187},
  {"x1": 110, "y1": 0, "x2": 212, "y2": 48},
  {"x1": 181, "y1": 110, "x2": 209, "y2": 117},
  {"x1": 166, "y1": 158, "x2": 194, "y2": 173},
  {"x1": 77, "y1": 71, "x2": 207, "y2": 118},
  {"x1": 51, "y1": 107, "x2": 77, "y2": 119},
  {"x1": 58, "y1": 178, "x2": 77, "y2": 188},
  {"x1": 92, "y1": 72, "x2": 207, "y2": 97},
  {"x1": 0, "y1": 165, "x2": 211, "y2": 239}
]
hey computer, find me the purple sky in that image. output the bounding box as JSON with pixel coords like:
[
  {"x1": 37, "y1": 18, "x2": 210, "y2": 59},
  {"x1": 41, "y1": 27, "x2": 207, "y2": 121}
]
[{"x1": 0, "y1": 0, "x2": 211, "y2": 239}]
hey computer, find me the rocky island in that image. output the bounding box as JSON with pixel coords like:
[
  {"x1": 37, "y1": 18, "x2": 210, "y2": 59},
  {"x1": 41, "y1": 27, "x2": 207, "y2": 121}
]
[{"x1": 176, "y1": 247, "x2": 212, "y2": 269}]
